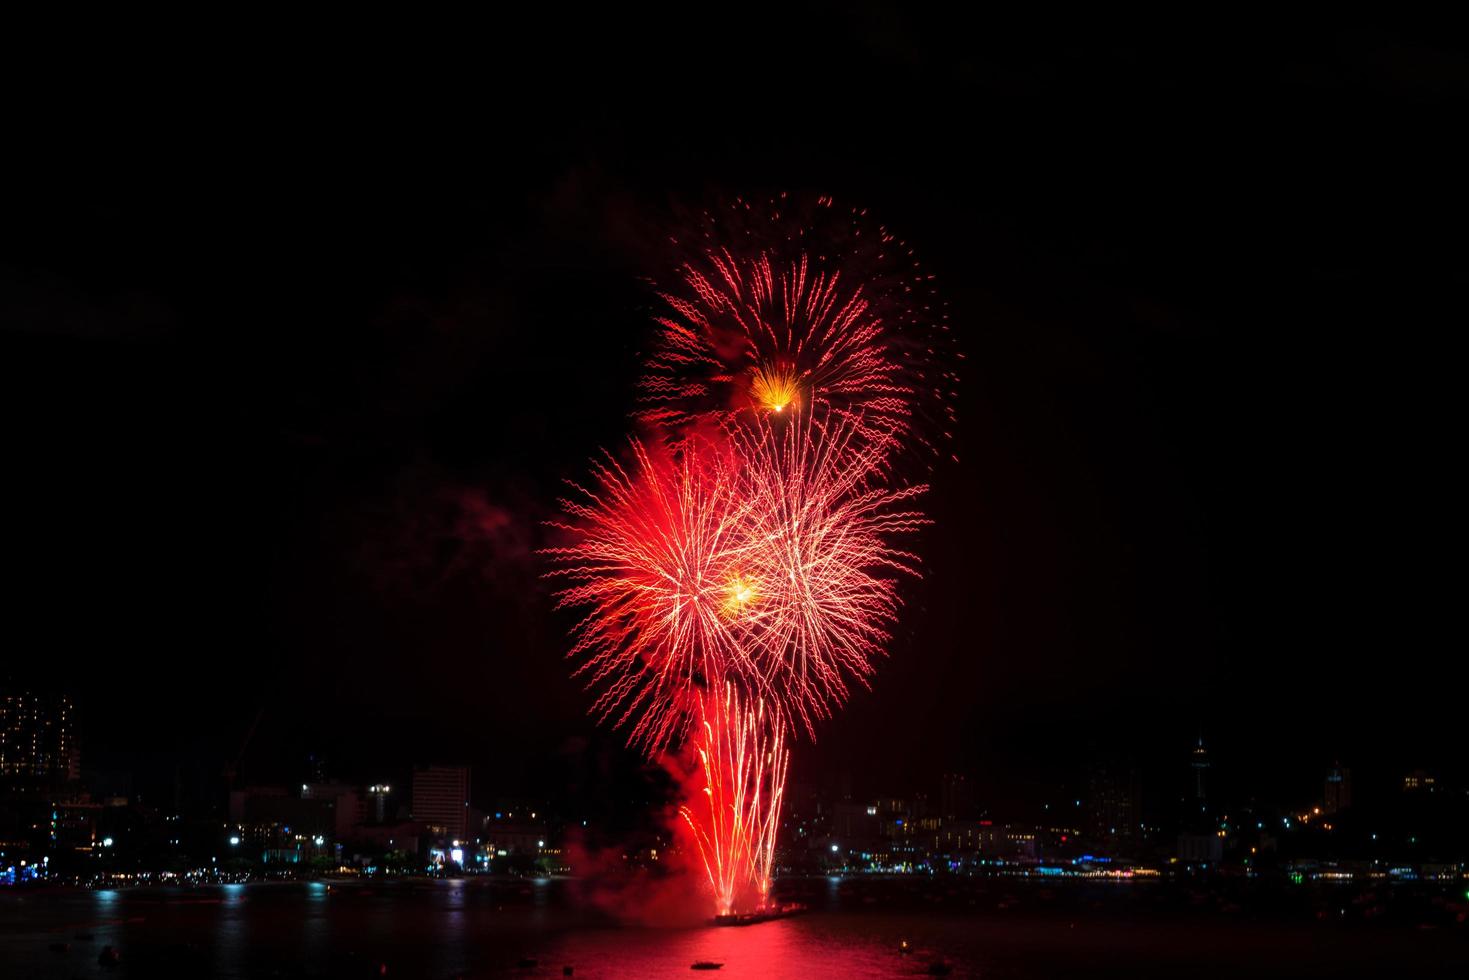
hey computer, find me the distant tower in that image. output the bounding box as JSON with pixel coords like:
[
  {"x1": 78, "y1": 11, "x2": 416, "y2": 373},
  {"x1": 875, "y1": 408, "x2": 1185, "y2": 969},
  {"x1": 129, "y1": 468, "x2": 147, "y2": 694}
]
[
  {"x1": 1323, "y1": 763, "x2": 1352, "y2": 813},
  {"x1": 1190, "y1": 734, "x2": 1210, "y2": 806}
]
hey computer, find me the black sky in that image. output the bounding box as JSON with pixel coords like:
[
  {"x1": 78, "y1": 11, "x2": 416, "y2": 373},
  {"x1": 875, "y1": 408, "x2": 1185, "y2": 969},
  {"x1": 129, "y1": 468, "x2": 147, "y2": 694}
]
[{"x1": 3, "y1": 12, "x2": 1464, "y2": 817}]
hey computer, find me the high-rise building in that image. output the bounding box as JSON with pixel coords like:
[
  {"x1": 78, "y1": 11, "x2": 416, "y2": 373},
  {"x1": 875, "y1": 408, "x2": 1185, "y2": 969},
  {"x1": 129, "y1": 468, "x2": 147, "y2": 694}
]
[
  {"x1": 939, "y1": 773, "x2": 973, "y2": 822},
  {"x1": 1087, "y1": 761, "x2": 1141, "y2": 850},
  {"x1": 367, "y1": 783, "x2": 393, "y2": 823},
  {"x1": 1323, "y1": 763, "x2": 1352, "y2": 813},
  {"x1": 0, "y1": 692, "x2": 80, "y2": 785},
  {"x1": 411, "y1": 765, "x2": 470, "y2": 839},
  {"x1": 301, "y1": 782, "x2": 365, "y2": 840}
]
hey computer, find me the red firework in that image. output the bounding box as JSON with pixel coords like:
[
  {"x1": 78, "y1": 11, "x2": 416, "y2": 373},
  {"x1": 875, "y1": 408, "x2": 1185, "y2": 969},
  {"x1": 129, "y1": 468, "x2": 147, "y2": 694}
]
[
  {"x1": 547, "y1": 415, "x2": 927, "y2": 914},
  {"x1": 731, "y1": 412, "x2": 929, "y2": 736},
  {"x1": 547, "y1": 195, "x2": 949, "y2": 915},
  {"x1": 636, "y1": 195, "x2": 959, "y2": 463},
  {"x1": 546, "y1": 412, "x2": 926, "y2": 748},
  {"x1": 639, "y1": 249, "x2": 908, "y2": 439},
  {"x1": 544, "y1": 433, "x2": 755, "y2": 755},
  {"x1": 680, "y1": 684, "x2": 788, "y2": 916}
]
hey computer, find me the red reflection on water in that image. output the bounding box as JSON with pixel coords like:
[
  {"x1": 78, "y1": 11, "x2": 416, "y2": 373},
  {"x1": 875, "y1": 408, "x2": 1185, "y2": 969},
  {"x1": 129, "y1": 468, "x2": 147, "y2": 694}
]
[{"x1": 543, "y1": 917, "x2": 932, "y2": 979}]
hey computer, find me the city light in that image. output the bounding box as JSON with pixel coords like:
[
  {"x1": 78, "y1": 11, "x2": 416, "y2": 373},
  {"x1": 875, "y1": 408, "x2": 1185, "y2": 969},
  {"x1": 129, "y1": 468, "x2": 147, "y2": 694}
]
[{"x1": 229, "y1": 836, "x2": 240, "y2": 846}]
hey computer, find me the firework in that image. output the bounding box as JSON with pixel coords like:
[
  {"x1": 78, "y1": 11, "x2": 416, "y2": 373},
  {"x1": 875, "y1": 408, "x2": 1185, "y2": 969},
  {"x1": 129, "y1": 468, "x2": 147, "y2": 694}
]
[
  {"x1": 636, "y1": 195, "x2": 959, "y2": 463},
  {"x1": 680, "y1": 684, "x2": 788, "y2": 916},
  {"x1": 546, "y1": 412, "x2": 927, "y2": 747},
  {"x1": 544, "y1": 433, "x2": 757, "y2": 755},
  {"x1": 731, "y1": 412, "x2": 929, "y2": 736},
  {"x1": 547, "y1": 195, "x2": 950, "y2": 916}
]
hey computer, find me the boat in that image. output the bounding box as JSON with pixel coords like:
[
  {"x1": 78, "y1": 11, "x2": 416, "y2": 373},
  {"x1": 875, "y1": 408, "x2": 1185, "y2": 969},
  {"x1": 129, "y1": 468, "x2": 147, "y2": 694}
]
[
  {"x1": 691, "y1": 962, "x2": 723, "y2": 971},
  {"x1": 710, "y1": 901, "x2": 806, "y2": 927}
]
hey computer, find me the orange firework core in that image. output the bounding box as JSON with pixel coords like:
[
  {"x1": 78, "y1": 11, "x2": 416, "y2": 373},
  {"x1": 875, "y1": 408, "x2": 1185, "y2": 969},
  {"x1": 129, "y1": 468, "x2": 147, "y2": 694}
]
[
  {"x1": 749, "y1": 363, "x2": 800, "y2": 414},
  {"x1": 721, "y1": 574, "x2": 759, "y2": 619}
]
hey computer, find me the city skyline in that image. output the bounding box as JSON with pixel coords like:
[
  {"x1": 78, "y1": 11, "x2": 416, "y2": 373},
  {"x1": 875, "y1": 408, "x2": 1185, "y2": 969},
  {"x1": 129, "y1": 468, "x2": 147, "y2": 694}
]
[
  {"x1": 7, "y1": 684, "x2": 1466, "y2": 895},
  {"x1": 6, "y1": 685, "x2": 1459, "y2": 834}
]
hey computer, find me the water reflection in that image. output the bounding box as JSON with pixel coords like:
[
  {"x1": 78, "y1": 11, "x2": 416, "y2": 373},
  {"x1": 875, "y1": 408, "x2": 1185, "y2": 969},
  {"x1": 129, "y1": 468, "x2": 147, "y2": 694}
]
[
  {"x1": 0, "y1": 878, "x2": 1462, "y2": 979},
  {"x1": 541, "y1": 915, "x2": 952, "y2": 979},
  {"x1": 301, "y1": 882, "x2": 332, "y2": 975},
  {"x1": 213, "y1": 883, "x2": 251, "y2": 976},
  {"x1": 432, "y1": 878, "x2": 469, "y2": 978}
]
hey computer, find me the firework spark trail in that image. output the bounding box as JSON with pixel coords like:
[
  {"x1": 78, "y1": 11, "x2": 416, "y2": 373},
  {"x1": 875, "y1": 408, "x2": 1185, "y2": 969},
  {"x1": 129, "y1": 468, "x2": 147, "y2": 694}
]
[{"x1": 679, "y1": 684, "x2": 789, "y2": 916}]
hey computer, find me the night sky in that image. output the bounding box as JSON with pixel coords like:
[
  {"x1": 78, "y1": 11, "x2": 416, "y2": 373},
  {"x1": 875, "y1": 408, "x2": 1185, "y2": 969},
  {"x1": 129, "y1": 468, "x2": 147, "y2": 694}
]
[{"x1": 4, "y1": 15, "x2": 1463, "y2": 819}]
